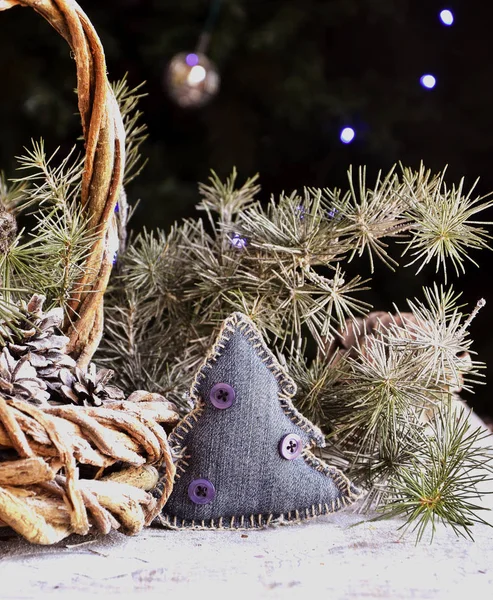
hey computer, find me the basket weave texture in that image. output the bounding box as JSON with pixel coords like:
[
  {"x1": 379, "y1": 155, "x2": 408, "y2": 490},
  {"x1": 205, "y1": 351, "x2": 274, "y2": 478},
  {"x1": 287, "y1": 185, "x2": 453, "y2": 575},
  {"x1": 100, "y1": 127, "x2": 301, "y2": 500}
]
[
  {"x1": 0, "y1": 395, "x2": 177, "y2": 544},
  {"x1": 0, "y1": 0, "x2": 177, "y2": 544}
]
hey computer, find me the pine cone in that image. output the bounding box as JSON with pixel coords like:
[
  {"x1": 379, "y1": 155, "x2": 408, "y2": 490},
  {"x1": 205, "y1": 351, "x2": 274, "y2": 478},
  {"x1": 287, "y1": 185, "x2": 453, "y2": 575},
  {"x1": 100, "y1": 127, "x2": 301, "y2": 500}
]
[
  {"x1": 6, "y1": 294, "x2": 76, "y2": 380},
  {"x1": 52, "y1": 363, "x2": 125, "y2": 407},
  {"x1": 4, "y1": 294, "x2": 124, "y2": 406},
  {"x1": 0, "y1": 347, "x2": 50, "y2": 404}
]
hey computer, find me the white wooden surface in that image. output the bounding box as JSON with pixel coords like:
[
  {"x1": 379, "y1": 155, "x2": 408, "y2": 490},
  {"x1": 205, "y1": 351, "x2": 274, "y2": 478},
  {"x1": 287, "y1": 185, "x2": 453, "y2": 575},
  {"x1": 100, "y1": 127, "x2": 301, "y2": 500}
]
[{"x1": 1, "y1": 508, "x2": 492, "y2": 600}]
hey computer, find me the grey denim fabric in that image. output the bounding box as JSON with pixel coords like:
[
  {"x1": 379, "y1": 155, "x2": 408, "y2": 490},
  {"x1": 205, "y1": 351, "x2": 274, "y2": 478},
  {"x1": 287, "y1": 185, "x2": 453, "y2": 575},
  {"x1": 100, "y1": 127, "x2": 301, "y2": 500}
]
[{"x1": 158, "y1": 312, "x2": 360, "y2": 529}]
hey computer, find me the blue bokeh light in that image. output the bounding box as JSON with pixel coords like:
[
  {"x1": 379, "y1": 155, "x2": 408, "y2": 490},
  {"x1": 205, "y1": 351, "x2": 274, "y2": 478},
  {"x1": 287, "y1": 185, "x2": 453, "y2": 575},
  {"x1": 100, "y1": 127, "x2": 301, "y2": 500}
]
[
  {"x1": 420, "y1": 74, "x2": 436, "y2": 89},
  {"x1": 340, "y1": 127, "x2": 355, "y2": 144},
  {"x1": 185, "y1": 53, "x2": 199, "y2": 67},
  {"x1": 439, "y1": 9, "x2": 454, "y2": 26}
]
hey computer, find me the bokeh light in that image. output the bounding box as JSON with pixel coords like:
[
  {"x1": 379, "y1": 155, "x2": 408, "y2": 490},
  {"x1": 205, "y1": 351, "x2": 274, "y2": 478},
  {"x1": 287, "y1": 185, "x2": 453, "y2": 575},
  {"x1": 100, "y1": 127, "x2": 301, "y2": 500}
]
[
  {"x1": 439, "y1": 9, "x2": 454, "y2": 26},
  {"x1": 185, "y1": 53, "x2": 199, "y2": 66},
  {"x1": 340, "y1": 127, "x2": 355, "y2": 144},
  {"x1": 188, "y1": 65, "x2": 207, "y2": 85},
  {"x1": 166, "y1": 52, "x2": 220, "y2": 108},
  {"x1": 420, "y1": 74, "x2": 436, "y2": 89}
]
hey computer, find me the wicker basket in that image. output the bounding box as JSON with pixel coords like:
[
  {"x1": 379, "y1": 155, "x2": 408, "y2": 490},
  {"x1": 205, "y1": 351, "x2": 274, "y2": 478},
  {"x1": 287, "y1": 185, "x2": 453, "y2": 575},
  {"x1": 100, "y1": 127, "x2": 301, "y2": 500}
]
[{"x1": 0, "y1": 0, "x2": 176, "y2": 544}]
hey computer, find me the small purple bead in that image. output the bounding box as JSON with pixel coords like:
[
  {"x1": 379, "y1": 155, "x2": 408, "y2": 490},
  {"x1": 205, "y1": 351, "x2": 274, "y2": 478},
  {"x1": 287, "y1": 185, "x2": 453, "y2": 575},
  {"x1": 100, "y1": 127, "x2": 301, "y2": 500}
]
[
  {"x1": 279, "y1": 433, "x2": 303, "y2": 460},
  {"x1": 188, "y1": 478, "x2": 216, "y2": 505},
  {"x1": 295, "y1": 205, "x2": 306, "y2": 220},
  {"x1": 209, "y1": 383, "x2": 236, "y2": 409},
  {"x1": 230, "y1": 233, "x2": 247, "y2": 249}
]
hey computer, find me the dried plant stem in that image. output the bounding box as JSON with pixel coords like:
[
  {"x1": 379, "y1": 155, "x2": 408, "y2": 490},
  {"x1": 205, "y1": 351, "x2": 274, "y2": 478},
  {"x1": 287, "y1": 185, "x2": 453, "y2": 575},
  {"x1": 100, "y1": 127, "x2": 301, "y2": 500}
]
[
  {"x1": 458, "y1": 298, "x2": 486, "y2": 336},
  {"x1": 0, "y1": 457, "x2": 54, "y2": 486}
]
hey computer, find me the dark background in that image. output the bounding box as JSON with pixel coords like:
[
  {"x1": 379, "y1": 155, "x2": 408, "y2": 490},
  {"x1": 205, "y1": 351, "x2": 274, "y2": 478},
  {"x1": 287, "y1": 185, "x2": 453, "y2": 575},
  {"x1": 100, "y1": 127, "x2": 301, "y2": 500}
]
[{"x1": 0, "y1": 0, "x2": 492, "y2": 418}]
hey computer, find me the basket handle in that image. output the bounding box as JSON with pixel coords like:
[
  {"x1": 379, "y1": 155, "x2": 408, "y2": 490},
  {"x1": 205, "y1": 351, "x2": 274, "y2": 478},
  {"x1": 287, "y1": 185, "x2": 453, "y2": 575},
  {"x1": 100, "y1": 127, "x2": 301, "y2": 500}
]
[{"x1": 0, "y1": 0, "x2": 125, "y2": 368}]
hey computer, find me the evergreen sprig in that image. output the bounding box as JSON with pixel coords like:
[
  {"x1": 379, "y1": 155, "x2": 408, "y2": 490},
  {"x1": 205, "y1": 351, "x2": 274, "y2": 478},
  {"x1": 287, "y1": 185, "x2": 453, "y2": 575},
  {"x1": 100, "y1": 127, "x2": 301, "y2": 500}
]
[
  {"x1": 98, "y1": 165, "x2": 493, "y2": 542},
  {"x1": 319, "y1": 166, "x2": 409, "y2": 270},
  {"x1": 0, "y1": 140, "x2": 97, "y2": 313},
  {"x1": 319, "y1": 286, "x2": 487, "y2": 502},
  {"x1": 197, "y1": 168, "x2": 260, "y2": 223},
  {"x1": 112, "y1": 76, "x2": 149, "y2": 186},
  {"x1": 393, "y1": 286, "x2": 484, "y2": 392},
  {"x1": 13, "y1": 141, "x2": 83, "y2": 213},
  {"x1": 400, "y1": 167, "x2": 493, "y2": 281},
  {"x1": 0, "y1": 78, "x2": 149, "y2": 328},
  {"x1": 381, "y1": 406, "x2": 493, "y2": 542}
]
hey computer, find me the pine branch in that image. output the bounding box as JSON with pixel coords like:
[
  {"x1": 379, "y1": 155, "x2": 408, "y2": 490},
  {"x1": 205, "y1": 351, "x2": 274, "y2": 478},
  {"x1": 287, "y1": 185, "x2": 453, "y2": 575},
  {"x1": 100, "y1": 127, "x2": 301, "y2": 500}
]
[
  {"x1": 391, "y1": 286, "x2": 485, "y2": 392},
  {"x1": 0, "y1": 229, "x2": 52, "y2": 297},
  {"x1": 13, "y1": 141, "x2": 83, "y2": 214},
  {"x1": 400, "y1": 166, "x2": 493, "y2": 282},
  {"x1": 320, "y1": 288, "x2": 489, "y2": 524},
  {"x1": 119, "y1": 228, "x2": 170, "y2": 296},
  {"x1": 197, "y1": 168, "x2": 260, "y2": 225},
  {"x1": 381, "y1": 405, "x2": 493, "y2": 542},
  {"x1": 281, "y1": 348, "x2": 342, "y2": 429},
  {"x1": 34, "y1": 202, "x2": 100, "y2": 314},
  {"x1": 99, "y1": 166, "x2": 493, "y2": 541},
  {"x1": 319, "y1": 165, "x2": 410, "y2": 271},
  {"x1": 99, "y1": 293, "x2": 193, "y2": 409},
  {"x1": 0, "y1": 142, "x2": 98, "y2": 317},
  {"x1": 112, "y1": 76, "x2": 149, "y2": 186},
  {"x1": 236, "y1": 188, "x2": 346, "y2": 266},
  {"x1": 326, "y1": 332, "x2": 438, "y2": 490}
]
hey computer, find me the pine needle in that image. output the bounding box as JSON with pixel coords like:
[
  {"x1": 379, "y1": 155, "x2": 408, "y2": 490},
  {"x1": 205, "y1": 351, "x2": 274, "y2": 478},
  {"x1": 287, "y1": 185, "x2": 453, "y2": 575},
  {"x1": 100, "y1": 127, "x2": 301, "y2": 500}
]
[
  {"x1": 381, "y1": 405, "x2": 493, "y2": 543},
  {"x1": 13, "y1": 141, "x2": 83, "y2": 213},
  {"x1": 112, "y1": 76, "x2": 149, "y2": 185},
  {"x1": 400, "y1": 168, "x2": 493, "y2": 282}
]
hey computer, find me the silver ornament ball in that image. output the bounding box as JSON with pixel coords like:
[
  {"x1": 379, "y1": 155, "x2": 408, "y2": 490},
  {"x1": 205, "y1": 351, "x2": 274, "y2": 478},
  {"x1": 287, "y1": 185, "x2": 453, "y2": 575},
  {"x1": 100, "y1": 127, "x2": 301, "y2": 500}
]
[{"x1": 166, "y1": 52, "x2": 220, "y2": 108}]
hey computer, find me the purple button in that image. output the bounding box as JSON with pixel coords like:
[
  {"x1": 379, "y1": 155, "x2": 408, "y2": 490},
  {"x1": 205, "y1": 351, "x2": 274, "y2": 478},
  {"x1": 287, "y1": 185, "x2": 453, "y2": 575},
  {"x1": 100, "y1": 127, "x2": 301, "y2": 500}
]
[
  {"x1": 279, "y1": 433, "x2": 303, "y2": 460},
  {"x1": 209, "y1": 383, "x2": 235, "y2": 409},
  {"x1": 188, "y1": 478, "x2": 216, "y2": 505}
]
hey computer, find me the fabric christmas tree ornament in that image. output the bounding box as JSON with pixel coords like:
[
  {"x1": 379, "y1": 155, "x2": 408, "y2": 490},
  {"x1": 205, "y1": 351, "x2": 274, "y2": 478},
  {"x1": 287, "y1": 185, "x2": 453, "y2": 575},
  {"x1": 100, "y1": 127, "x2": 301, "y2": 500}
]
[{"x1": 156, "y1": 312, "x2": 360, "y2": 529}]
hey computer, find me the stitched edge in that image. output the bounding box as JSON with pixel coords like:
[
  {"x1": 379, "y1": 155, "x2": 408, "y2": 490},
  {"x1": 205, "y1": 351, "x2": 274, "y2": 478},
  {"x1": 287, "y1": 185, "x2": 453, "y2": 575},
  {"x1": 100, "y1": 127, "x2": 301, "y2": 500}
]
[
  {"x1": 168, "y1": 401, "x2": 205, "y2": 450},
  {"x1": 191, "y1": 312, "x2": 297, "y2": 400},
  {"x1": 157, "y1": 311, "x2": 360, "y2": 528},
  {"x1": 157, "y1": 446, "x2": 362, "y2": 531},
  {"x1": 155, "y1": 490, "x2": 359, "y2": 531},
  {"x1": 301, "y1": 448, "x2": 361, "y2": 503},
  {"x1": 189, "y1": 312, "x2": 324, "y2": 445},
  {"x1": 278, "y1": 395, "x2": 325, "y2": 447}
]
